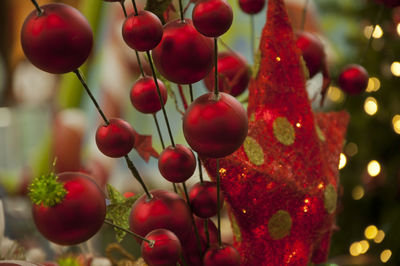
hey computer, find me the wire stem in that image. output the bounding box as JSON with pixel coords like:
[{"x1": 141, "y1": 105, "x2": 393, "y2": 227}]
[
  {"x1": 119, "y1": 1, "x2": 128, "y2": 18},
  {"x1": 198, "y1": 156, "x2": 203, "y2": 183},
  {"x1": 189, "y1": 84, "x2": 194, "y2": 102},
  {"x1": 73, "y1": 69, "x2": 109, "y2": 125},
  {"x1": 214, "y1": 38, "x2": 219, "y2": 97},
  {"x1": 146, "y1": 51, "x2": 175, "y2": 147},
  {"x1": 131, "y1": 0, "x2": 139, "y2": 15},
  {"x1": 216, "y1": 159, "x2": 222, "y2": 247},
  {"x1": 250, "y1": 16, "x2": 255, "y2": 60},
  {"x1": 124, "y1": 155, "x2": 152, "y2": 199},
  {"x1": 300, "y1": 0, "x2": 309, "y2": 30},
  {"x1": 152, "y1": 113, "x2": 165, "y2": 150},
  {"x1": 104, "y1": 220, "x2": 154, "y2": 246},
  {"x1": 135, "y1": 51, "x2": 146, "y2": 77},
  {"x1": 30, "y1": 0, "x2": 43, "y2": 16},
  {"x1": 178, "y1": 0, "x2": 184, "y2": 21}
]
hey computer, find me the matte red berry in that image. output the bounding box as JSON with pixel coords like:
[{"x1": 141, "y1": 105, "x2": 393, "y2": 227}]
[
  {"x1": 158, "y1": 144, "x2": 196, "y2": 183},
  {"x1": 20, "y1": 3, "x2": 93, "y2": 74},
  {"x1": 130, "y1": 76, "x2": 167, "y2": 114},
  {"x1": 152, "y1": 19, "x2": 214, "y2": 84},
  {"x1": 189, "y1": 181, "x2": 222, "y2": 218},
  {"x1": 32, "y1": 172, "x2": 106, "y2": 245},
  {"x1": 95, "y1": 118, "x2": 135, "y2": 158},
  {"x1": 338, "y1": 64, "x2": 369, "y2": 95},
  {"x1": 192, "y1": 0, "x2": 233, "y2": 37},
  {"x1": 122, "y1": 10, "x2": 163, "y2": 52},
  {"x1": 141, "y1": 229, "x2": 182, "y2": 266},
  {"x1": 129, "y1": 190, "x2": 192, "y2": 242},
  {"x1": 204, "y1": 52, "x2": 250, "y2": 97},
  {"x1": 183, "y1": 92, "x2": 248, "y2": 158},
  {"x1": 203, "y1": 244, "x2": 241, "y2": 266},
  {"x1": 296, "y1": 31, "x2": 325, "y2": 78},
  {"x1": 238, "y1": 0, "x2": 266, "y2": 14}
]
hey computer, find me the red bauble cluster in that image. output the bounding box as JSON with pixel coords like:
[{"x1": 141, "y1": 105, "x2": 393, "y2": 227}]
[
  {"x1": 204, "y1": 52, "x2": 250, "y2": 97},
  {"x1": 20, "y1": 3, "x2": 93, "y2": 74},
  {"x1": 129, "y1": 190, "x2": 192, "y2": 243},
  {"x1": 192, "y1": 0, "x2": 233, "y2": 37},
  {"x1": 32, "y1": 172, "x2": 106, "y2": 245},
  {"x1": 189, "y1": 181, "x2": 222, "y2": 218},
  {"x1": 141, "y1": 229, "x2": 182, "y2": 266},
  {"x1": 296, "y1": 31, "x2": 325, "y2": 78},
  {"x1": 130, "y1": 76, "x2": 167, "y2": 114},
  {"x1": 122, "y1": 11, "x2": 163, "y2": 51},
  {"x1": 95, "y1": 118, "x2": 135, "y2": 158},
  {"x1": 152, "y1": 19, "x2": 214, "y2": 84},
  {"x1": 183, "y1": 92, "x2": 248, "y2": 158},
  {"x1": 158, "y1": 144, "x2": 197, "y2": 183},
  {"x1": 238, "y1": 0, "x2": 266, "y2": 14},
  {"x1": 203, "y1": 244, "x2": 241, "y2": 266},
  {"x1": 338, "y1": 64, "x2": 369, "y2": 95}
]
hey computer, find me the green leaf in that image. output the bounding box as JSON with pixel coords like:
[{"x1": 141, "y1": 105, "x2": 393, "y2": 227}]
[
  {"x1": 145, "y1": 0, "x2": 173, "y2": 24},
  {"x1": 106, "y1": 184, "x2": 140, "y2": 242}
]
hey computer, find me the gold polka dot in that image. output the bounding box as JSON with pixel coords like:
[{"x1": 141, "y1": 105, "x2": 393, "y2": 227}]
[
  {"x1": 268, "y1": 210, "x2": 292, "y2": 240},
  {"x1": 324, "y1": 184, "x2": 337, "y2": 214},
  {"x1": 244, "y1": 136, "x2": 264, "y2": 165},
  {"x1": 316, "y1": 125, "x2": 326, "y2": 142},
  {"x1": 273, "y1": 117, "x2": 295, "y2": 145}
]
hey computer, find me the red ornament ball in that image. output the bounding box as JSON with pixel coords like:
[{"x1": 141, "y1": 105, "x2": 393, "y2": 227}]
[
  {"x1": 129, "y1": 190, "x2": 192, "y2": 242},
  {"x1": 95, "y1": 118, "x2": 135, "y2": 158},
  {"x1": 238, "y1": 0, "x2": 266, "y2": 14},
  {"x1": 122, "y1": 11, "x2": 163, "y2": 52},
  {"x1": 296, "y1": 31, "x2": 325, "y2": 78},
  {"x1": 130, "y1": 76, "x2": 167, "y2": 114},
  {"x1": 152, "y1": 19, "x2": 214, "y2": 84},
  {"x1": 20, "y1": 3, "x2": 93, "y2": 74},
  {"x1": 183, "y1": 92, "x2": 248, "y2": 158},
  {"x1": 374, "y1": 0, "x2": 400, "y2": 8},
  {"x1": 32, "y1": 172, "x2": 106, "y2": 245},
  {"x1": 189, "y1": 181, "x2": 222, "y2": 218},
  {"x1": 204, "y1": 51, "x2": 250, "y2": 97},
  {"x1": 141, "y1": 229, "x2": 182, "y2": 266},
  {"x1": 192, "y1": 0, "x2": 233, "y2": 37},
  {"x1": 158, "y1": 144, "x2": 196, "y2": 183},
  {"x1": 203, "y1": 244, "x2": 241, "y2": 266},
  {"x1": 338, "y1": 64, "x2": 369, "y2": 95}
]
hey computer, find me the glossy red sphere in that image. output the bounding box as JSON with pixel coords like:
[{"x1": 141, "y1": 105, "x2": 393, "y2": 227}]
[
  {"x1": 238, "y1": 0, "x2": 266, "y2": 14},
  {"x1": 152, "y1": 19, "x2": 214, "y2": 84},
  {"x1": 183, "y1": 92, "x2": 248, "y2": 158},
  {"x1": 204, "y1": 52, "x2": 250, "y2": 97},
  {"x1": 122, "y1": 10, "x2": 163, "y2": 52},
  {"x1": 141, "y1": 229, "x2": 182, "y2": 266},
  {"x1": 129, "y1": 190, "x2": 192, "y2": 242},
  {"x1": 32, "y1": 172, "x2": 106, "y2": 245},
  {"x1": 296, "y1": 31, "x2": 325, "y2": 78},
  {"x1": 374, "y1": 0, "x2": 400, "y2": 8},
  {"x1": 95, "y1": 118, "x2": 135, "y2": 158},
  {"x1": 189, "y1": 181, "x2": 222, "y2": 218},
  {"x1": 130, "y1": 76, "x2": 167, "y2": 114},
  {"x1": 21, "y1": 3, "x2": 93, "y2": 74},
  {"x1": 192, "y1": 0, "x2": 233, "y2": 37},
  {"x1": 203, "y1": 244, "x2": 241, "y2": 266},
  {"x1": 158, "y1": 144, "x2": 196, "y2": 183},
  {"x1": 338, "y1": 64, "x2": 369, "y2": 95}
]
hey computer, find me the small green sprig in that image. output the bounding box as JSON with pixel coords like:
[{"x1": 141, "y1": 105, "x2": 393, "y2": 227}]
[{"x1": 28, "y1": 172, "x2": 67, "y2": 207}]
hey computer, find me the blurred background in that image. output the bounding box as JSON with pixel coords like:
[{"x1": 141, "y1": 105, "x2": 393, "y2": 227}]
[{"x1": 1, "y1": 0, "x2": 400, "y2": 265}]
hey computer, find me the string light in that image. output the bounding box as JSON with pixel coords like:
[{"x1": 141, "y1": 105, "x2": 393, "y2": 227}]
[
  {"x1": 364, "y1": 225, "x2": 378, "y2": 239},
  {"x1": 380, "y1": 249, "x2": 392, "y2": 263},
  {"x1": 365, "y1": 77, "x2": 381, "y2": 92},
  {"x1": 367, "y1": 160, "x2": 381, "y2": 177},
  {"x1": 344, "y1": 142, "x2": 358, "y2": 157},
  {"x1": 397, "y1": 23, "x2": 400, "y2": 36},
  {"x1": 364, "y1": 97, "x2": 378, "y2": 116},
  {"x1": 352, "y1": 186, "x2": 364, "y2": 200},
  {"x1": 327, "y1": 86, "x2": 345, "y2": 103},
  {"x1": 359, "y1": 240, "x2": 369, "y2": 254},
  {"x1": 374, "y1": 230, "x2": 385, "y2": 243},
  {"x1": 391, "y1": 62, "x2": 400, "y2": 77},
  {"x1": 392, "y1": 115, "x2": 400, "y2": 134},
  {"x1": 349, "y1": 242, "x2": 362, "y2": 256},
  {"x1": 363, "y1": 25, "x2": 383, "y2": 39},
  {"x1": 338, "y1": 153, "x2": 347, "y2": 169}
]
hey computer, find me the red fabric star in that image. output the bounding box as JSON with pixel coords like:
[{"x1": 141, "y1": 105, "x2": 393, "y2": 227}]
[{"x1": 202, "y1": 0, "x2": 349, "y2": 265}]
